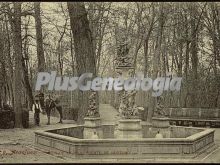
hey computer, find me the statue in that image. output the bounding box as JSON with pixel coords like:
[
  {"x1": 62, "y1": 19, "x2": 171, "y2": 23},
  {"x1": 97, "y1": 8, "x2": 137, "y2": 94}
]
[
  {"x1": 115, "y1": 40, "x2": 139, "y2": 119},
  {"x1": 119, "y1": 91, "x2": 130, "y2": 118},
  {"x1": 127, "y1": 90, "x2": 139, "y2": 116},
  {"x1": 86, "y1": 91, "x2": 100, "y2": 118},
  {"x1": 154, "y1": 96, "x2": 167, "y2": 117},
  {"x1": 115, "y1": 42, "x2": 133, "y2": 68}
]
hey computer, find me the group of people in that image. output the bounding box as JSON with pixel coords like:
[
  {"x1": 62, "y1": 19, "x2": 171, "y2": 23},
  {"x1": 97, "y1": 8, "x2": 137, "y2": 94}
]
[{"x1": 32, "y1": 92, "x2": 63, "y2": 126}]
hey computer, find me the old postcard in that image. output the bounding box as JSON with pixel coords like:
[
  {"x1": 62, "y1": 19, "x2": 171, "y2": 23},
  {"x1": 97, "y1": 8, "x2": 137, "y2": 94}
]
[{"x1": 0, "y1": 2, "x2": 219, "y2": 164}]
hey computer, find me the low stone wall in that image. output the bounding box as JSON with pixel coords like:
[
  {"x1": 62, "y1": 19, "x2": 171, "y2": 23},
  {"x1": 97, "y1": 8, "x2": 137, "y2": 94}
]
[
  {"x1": 35, "y1": 126, "x2": 215, "y2": 159},
  {"x1": 170, "y1": 126, "x2": 203, "y2": 138},
  {"x1": 46, "y1": 124, "x2": 209, "y2": 140},
  {"x1": 47, "y1": 125, "x2": 116, "y2": 139},
  {"x1": 164, "y1": 107, "x2": 220, "y2": 119},
  {"x1": 188, "y1": 129, "x2": 215, "y2": 153},
  {"x1": 141, "y1": 124, "x2": 202, "y2": 138},
  {"x1": 48, "y1": 126, "x2": 84, "y2": 139}
]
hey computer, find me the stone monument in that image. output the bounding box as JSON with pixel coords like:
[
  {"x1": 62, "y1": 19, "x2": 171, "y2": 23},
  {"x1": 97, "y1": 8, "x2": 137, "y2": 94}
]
[
  {"x1": 152, "y1": 96, "x2": 171, "y2": 138},
  {"x1": 83, "y1": 91, "x2": 103, "y2": 139},
  {"x1": 115, "y1": 41, "x2": 142, "y2": 139}
]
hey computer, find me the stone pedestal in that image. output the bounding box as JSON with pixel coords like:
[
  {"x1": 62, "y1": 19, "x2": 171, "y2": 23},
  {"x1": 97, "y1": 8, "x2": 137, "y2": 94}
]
[
  {"x1": 152, "y1": 117, "x2": 170, "y2": 138},
  {"x1": 83, "y1": 117, "x2": 103, "y2": 139},
  {"x1": 116, "y1": 119, "x2": 142, "y2": 139},
  {"x1": 141, "y1": 122, "x2": 153, "y2": 138}
]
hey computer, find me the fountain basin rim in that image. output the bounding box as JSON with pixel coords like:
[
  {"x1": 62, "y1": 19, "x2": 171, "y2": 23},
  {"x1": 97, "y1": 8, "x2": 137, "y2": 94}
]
[
  {"x1": 34, "y1": 125, "x2": 215, "y2": 159},
  {"x1": 186, "y1": 128, "x2": 215, "y2": 140},
  {"x1": 35, "y1": 126, "x2": 214, "y2": 143},
  {"x1": 35, "y1": 130, "x2": 198, "y2": 143}
]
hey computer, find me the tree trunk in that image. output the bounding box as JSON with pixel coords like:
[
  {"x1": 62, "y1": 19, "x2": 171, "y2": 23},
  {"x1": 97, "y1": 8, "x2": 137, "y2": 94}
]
[
  {"x1": 34, "y1": 2, "x2": 46, "y2": 73},
  {"x1": 189, "y1": 4, "x2": 199, "y2": 107},
  {"x1": 13, "y1": 2, "x2": 23, "y2": 128},
  {"x1": 5, "y1": 4, "x2": 15, "y2": 107},
  {"x1": 147, "y1": 4, "x2": 164, "y2": 123},
  {"x1": 21, "y1": 18, "x2": 34, "y2": 109},
  {"x1": 67, "y1": 2, "x2": 97, "y2": 124},
  {"x1": 70, "y1": 32, "x2": 75, "y2": 74}
]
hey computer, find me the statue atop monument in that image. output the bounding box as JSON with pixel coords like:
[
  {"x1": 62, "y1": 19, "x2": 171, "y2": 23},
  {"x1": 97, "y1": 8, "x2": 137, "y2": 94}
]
[
  {"x1": 115, "y1": 40, "x2": 139, "y2": 119},
  {"x1": 115, "y1": 41, "x2": 133, "y2": 69}
]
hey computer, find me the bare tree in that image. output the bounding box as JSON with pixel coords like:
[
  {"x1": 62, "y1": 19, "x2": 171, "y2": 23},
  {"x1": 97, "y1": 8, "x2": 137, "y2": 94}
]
[
  {"x1": 67, "y1": 2, "x2": 97, "y2": 124},
  {"x1": 34, "y1": 2, "x2": 46, "y2": 72},
  {"x1": 12, "y1": 2, "x2": 23, "y2": 128}
]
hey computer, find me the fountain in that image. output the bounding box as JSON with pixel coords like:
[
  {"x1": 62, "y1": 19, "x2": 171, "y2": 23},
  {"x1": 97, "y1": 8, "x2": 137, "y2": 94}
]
[
  {"x1": 115, "y1": 41, "x2": 142, "y2": 139},
  {"x1": 35, "y1": 40, "x2": 216, "y2": 160}
]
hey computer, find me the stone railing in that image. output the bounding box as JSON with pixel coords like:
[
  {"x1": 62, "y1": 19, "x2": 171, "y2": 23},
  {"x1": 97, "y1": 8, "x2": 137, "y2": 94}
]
[{"x1": 163, "y1": 107, "x2": 220, "y2": 119}]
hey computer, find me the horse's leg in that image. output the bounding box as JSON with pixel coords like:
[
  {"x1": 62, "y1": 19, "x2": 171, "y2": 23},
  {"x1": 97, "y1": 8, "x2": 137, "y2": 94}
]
[
  {"x1": 49, "y1": 108, "x2": 51, "y2": 124},
  {"x1": 56, "y1": 106, "x2": 63, "y2": 123},
  {"x1": 46, "y1": 108, "x2": 51, "y2": 125}
]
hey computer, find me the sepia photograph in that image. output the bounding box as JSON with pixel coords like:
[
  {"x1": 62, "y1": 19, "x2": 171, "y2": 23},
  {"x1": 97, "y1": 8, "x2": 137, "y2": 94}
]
[{"x1": 0, "y1": 1, "x2": 220, "y2": 164}]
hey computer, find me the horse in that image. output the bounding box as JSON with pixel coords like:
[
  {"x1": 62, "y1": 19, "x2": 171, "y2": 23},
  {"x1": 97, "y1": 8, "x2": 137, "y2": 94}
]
[{"x1": 45, "y1": 98, "x2": 63, "y2": 125}]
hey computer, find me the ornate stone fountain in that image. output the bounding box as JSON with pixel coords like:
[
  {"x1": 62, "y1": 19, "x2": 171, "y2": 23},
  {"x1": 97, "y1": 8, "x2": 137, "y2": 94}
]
[
  {"x1": 34, "y1": 39, "x2": 216, "y2": 160},
  {"x1": 114, "y1": 41, "x2": 142, "y2": 139}
]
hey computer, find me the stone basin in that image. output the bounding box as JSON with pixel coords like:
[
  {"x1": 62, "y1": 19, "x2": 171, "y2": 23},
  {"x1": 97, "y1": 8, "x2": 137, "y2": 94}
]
[{"x1": 35, "y1": 124, "x2": 216, "y2": 159}]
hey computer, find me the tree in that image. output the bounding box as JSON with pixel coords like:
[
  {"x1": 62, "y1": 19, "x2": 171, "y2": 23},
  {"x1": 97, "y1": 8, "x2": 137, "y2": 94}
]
[
  {"x1": 12, "y1": 2, "x2": 23, "y2": 128},
  {"x1": 146, "y1": 3, "x2": 166, "y2": 123},
  {"x1": 34, "y1": 2, "x2": 46, "y2": 73},
  {"x1": 67, "y1": 2, "x2": 97, "y2": 124},
  {"x1": 22, "y1": 16, "x2": 34, "y2": 109}
]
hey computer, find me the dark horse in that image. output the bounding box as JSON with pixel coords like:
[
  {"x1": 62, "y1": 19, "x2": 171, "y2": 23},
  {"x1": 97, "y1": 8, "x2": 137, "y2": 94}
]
[{"x1": 45, "y1": 98, "x2": 63, "y2": 125}]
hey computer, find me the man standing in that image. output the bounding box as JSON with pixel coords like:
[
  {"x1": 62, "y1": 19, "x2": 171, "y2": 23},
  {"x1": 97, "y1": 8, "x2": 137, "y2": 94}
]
[
  {"x1": 35, "y1": 91, "x2": 45, "y2": 114},
  {"x1": 32, "y1": 97, "x2": 43, "y2": 126}
]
